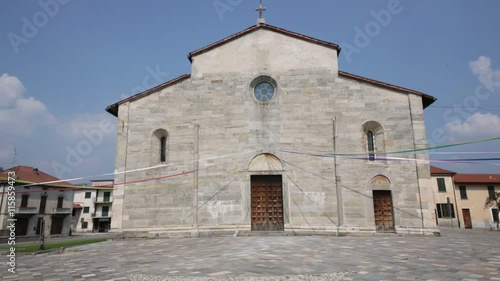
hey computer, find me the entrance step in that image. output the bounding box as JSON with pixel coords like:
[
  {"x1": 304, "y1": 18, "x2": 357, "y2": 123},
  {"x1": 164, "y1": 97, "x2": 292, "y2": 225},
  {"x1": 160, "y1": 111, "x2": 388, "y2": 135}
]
[
  {"x1": 372, "y1": 232, "x2": 398, "y2": 236},
  {"x1": 238, "y1": 231, "x2": 289, "y2": 236}
]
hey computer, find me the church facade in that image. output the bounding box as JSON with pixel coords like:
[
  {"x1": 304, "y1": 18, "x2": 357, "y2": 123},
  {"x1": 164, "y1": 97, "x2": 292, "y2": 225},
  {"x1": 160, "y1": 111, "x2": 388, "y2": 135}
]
[{"x1": 106, "y1": 21, "x2": 438, "y2": 237}]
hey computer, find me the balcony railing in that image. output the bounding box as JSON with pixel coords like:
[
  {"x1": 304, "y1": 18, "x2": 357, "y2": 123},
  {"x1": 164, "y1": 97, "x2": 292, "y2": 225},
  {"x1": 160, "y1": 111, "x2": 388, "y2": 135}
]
[
  {"x1": 51, "y1": 208, "x2": 71, "y2": 214},
  {"x1": 95, "y1": 198, "x2": 113, "y2": 204},
  {"x1": 92, "y1": 212, "x2": 111, "y2": 218},
  {"x1": 15, "y1": 207, "x2": 38, "y2": 214}
]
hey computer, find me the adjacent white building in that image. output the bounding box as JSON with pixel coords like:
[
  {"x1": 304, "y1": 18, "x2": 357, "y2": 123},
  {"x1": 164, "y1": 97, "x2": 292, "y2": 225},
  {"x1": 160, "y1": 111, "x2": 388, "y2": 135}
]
[{"x1": 72, "y1": 180, "x2": 113, "y2": 233}]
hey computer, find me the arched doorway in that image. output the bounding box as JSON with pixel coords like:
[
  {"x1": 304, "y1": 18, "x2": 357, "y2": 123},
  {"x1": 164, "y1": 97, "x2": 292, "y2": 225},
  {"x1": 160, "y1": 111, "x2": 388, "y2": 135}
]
[
  {"x1": 248, "y1": 154, "x2": 284, "y2": 231},
  {"x1": 371, "y1": 175, "x2": 395, "y2": 232}
]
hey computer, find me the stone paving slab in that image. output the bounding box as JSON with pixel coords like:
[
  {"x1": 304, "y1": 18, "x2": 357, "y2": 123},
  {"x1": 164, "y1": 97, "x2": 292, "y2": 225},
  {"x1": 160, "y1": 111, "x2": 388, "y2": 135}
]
[
  {"x1": 0, "y1": 229, "x2": 499, "y2": 280},
  {"x1": 129, "y1": 272, "x2": 347, "y2": 281}
]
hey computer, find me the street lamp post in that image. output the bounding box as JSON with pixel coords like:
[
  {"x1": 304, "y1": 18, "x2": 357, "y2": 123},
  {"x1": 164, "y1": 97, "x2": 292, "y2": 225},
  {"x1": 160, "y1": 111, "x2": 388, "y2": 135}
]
[{"x1": 39, "y1": 218, "x2": 46, "y2": 250}]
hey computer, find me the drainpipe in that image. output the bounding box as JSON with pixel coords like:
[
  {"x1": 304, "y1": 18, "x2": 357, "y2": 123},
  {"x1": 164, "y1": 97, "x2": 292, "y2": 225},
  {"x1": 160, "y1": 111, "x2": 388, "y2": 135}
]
[
  {"x1": 193, "y1": 123, "x2": 199, "y2": 232},
  {"x1": 0, "y1": 183, "x2": 6, "y2": 228},
  {"x1": 333, "y1": 118, "x2": 343, "y2": 232},
  {"x1": 451, "y1": 176, "x2": 461, "y2": 228}
]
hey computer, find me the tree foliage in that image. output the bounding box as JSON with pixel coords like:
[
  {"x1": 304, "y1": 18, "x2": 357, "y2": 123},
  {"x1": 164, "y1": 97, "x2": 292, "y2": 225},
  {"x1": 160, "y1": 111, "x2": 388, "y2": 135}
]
[{"x1": 485, "y1": 191, "x2": 500, "y2": 230}]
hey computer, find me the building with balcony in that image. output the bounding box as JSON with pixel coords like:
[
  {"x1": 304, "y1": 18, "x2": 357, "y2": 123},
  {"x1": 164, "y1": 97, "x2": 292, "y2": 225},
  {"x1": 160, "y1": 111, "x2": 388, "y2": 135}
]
[
  {"x1": 430, "y1": 166, "x2": 499, "y2": 229},
  {"x1": 0, "y1": 166, "x2": 76, "y2": 237},
  {"x1": 72, "y1": 180, "x2": 113, "y2": 233}
]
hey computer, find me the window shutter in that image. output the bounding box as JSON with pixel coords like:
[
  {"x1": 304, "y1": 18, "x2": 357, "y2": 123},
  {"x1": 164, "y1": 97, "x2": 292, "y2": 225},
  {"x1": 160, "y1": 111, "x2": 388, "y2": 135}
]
[
  {"x1": 437, "y1": 178, "x2": 446, "y2": 192},
  {"x1": 488, "y1": 186, "x2": 495, "y2": 199}
]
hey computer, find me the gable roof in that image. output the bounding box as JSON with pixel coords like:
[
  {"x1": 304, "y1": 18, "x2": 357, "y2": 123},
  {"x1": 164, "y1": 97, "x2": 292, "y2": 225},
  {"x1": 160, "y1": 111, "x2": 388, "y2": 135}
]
[
  {"x1": 339, "y1": 71, "x2": 436, "y2": 108},
  {"x1": 430, "y1": 166, "x2": 456, "y2": 175},
  {"x1": 454, "y1": 174, "x2": 500, "y2": 184},
  {"x1": 188, "y1": 23, "x2": 341, "y2": 62},
  {"x1": 0, "y1": 165, "x2": 74, "y2": 188},
  {"x1": 106, "y1": 74, "x2": 191, "y2": 116},
  {"x1": 105, "y1": 24, "x2": 436, "y2": 116}
]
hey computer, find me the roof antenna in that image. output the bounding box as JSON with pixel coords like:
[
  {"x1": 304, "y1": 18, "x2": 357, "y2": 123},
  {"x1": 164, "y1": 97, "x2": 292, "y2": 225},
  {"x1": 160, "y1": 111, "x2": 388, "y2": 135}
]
[
  {"x1": 256, "y1": 0, "x2": 266, "y2": 25},
  {"x1": 12, "y1": 147, "x2": 17, "y2": 165}
]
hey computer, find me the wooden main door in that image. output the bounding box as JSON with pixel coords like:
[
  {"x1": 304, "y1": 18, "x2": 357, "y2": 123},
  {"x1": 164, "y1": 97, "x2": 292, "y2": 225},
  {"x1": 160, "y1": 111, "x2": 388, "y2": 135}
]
[
  {"x1": 462, "y1": 209, "x2": 472, "y2": 229},
  {"x1": 373, "y1": 190, "x2": 395, "y2": 232},
  {"x1": 50, "y1": 216, "x2": 64, "y2": 235},
  {"x1": 251, "y1": 175, "x2": 284, "y2": 231}
]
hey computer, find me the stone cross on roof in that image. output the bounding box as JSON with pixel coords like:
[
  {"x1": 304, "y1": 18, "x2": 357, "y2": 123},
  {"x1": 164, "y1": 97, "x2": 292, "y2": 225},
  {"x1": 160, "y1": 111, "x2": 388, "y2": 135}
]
[{"x1": 256, "y1": 0, "x2": 266, "y2": 24}]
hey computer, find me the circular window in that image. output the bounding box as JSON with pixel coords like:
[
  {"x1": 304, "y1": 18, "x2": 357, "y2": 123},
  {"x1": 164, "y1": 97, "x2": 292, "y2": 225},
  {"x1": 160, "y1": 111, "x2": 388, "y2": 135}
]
[{"x1": 254, "y1": 82, "x2": 275, "y2": 102}]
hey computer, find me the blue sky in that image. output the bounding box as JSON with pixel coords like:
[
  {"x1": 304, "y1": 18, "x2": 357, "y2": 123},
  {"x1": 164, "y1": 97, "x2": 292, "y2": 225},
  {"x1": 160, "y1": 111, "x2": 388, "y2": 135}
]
[{"x1": 1, "y1": 0, "x2": 499, "y2": 181}]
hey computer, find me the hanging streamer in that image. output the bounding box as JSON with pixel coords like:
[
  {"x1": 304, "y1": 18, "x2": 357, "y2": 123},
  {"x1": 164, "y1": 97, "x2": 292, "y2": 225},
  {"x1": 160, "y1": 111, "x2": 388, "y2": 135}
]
[
  {"x1": 0, "y1": 150, "x2": 257, "y2": 189},
  {"x1": 350, "y1": 156, "x2": 500, "y2": 165},
  {"x1": 277, "y1": 135, "x2": 500, "y2": 157}
]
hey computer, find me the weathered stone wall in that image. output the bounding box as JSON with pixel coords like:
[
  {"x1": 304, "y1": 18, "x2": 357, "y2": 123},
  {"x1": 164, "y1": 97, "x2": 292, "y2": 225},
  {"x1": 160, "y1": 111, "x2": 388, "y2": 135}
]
[{"x1": 110, "y1": 28, "x2": 437, "y2": 235}]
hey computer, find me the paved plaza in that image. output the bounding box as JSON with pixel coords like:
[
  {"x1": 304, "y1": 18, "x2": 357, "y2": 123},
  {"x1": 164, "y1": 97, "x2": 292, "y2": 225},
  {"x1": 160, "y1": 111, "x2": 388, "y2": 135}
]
[{"x1": 1, "y1": 228, "x2": 500, "y2": 281}]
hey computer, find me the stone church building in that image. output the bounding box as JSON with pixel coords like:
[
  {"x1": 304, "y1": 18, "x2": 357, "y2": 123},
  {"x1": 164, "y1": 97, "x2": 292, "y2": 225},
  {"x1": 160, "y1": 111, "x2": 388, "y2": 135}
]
[{"x1": 106, "y1": 14, "x2": 438, "y2": 236}]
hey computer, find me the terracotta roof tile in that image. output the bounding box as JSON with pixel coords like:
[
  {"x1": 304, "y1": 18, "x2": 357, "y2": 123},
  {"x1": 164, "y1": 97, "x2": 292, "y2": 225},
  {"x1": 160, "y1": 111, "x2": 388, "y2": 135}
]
[
  {"x1": 454, "y1": 174, "x2": 500, "y2": 184},
  {"x1": 0, "y1": 165, "x2": 74, "y2": 188},
  {"x1": 430, "y1": 166, "x2": 456, "y2": 175}
]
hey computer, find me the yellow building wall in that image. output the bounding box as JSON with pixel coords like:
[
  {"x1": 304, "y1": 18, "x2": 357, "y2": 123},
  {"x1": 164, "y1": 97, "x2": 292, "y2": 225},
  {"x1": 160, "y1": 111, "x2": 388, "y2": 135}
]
[
  {"x1": 455, "y1": 184, "x2": 498, "y2": 229},
  {"x1": 430, "y1": 175, "x2": 460, "y2": 227}
]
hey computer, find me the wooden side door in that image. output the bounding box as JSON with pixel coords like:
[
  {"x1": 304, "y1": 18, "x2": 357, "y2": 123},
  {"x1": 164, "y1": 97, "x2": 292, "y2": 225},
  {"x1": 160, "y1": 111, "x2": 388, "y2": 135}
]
[
  {"x1": 251, "y1": 175, "x2": 284, "y2": 231},
  {"x1": 373, "y1": 190, "x2": 395, "y2": 232},
  {"x1": 462, "y1": 209, "x2": 472, "y2": 229},
  {"x1": 21, "y1": 195, "x2": 29, "y2": 208},
  {"x1": 103, "y1": 192, "x2": 111, "y2": 202},
  {"x1": 57, "y1": 197, "x2": 63, "y2": 209},
  {"x1": 39, "y1": 196, "x2": 47, "y2": 214},
  {"x1": 15, "y1": 218, "x2": 29, "y2": 236},
  {"x1": 36, "y1": 217, "x2": 42, "y2": 235}
]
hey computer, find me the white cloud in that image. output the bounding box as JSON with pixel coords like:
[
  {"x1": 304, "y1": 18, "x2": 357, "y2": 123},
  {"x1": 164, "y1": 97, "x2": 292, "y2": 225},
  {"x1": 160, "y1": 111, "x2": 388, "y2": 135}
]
[
  {"x1": 0, "y1": 73, "x2": 26, "y2": 108},
  {"x1": 444, "y1": 112, "x2": 500, "y2": 138},
  {"x1": 56, "y1": 113, "x2": 116, "y2": 140},
  {"x1": 0, "y1": 74, "x2": 54, "y2": 138},
  {"x1": 0, "y1": 74, "x2": 116, "y2": 178},
  {"x1": 469, "y1": 56, "x2": 500, "y2": 89},
  {"x1": 469, "y1": 56, "x2": 491, "y2": 76}
]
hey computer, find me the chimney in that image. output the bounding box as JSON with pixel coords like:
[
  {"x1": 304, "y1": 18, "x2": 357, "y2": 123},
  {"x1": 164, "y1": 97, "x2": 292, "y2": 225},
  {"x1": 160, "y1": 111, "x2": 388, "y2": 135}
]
[{"x1": 33, "y1": 168, "x2": 39, "y2": 175}]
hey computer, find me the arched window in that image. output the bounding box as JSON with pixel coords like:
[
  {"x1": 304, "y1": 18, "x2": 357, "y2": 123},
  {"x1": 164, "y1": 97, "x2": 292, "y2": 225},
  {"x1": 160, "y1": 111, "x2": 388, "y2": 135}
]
[
  {"x1": 152, "y1": 129, "x2": 168, "y2": 165},
  {"x1": 367, "y1": 131, "x2": 375, "y2": 161},
  {"x1": 362, "y1": 121, "x2": 385, "y2": 162},
  {"x1": 160, "y1": 136, "x2": 167, "y2": 162}
]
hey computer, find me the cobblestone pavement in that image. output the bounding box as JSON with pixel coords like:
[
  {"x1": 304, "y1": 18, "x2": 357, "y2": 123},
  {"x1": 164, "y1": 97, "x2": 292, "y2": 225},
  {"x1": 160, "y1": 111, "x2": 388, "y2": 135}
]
[{"x1": 1, "y1": 228, "x2": 499, "y2": 281}]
